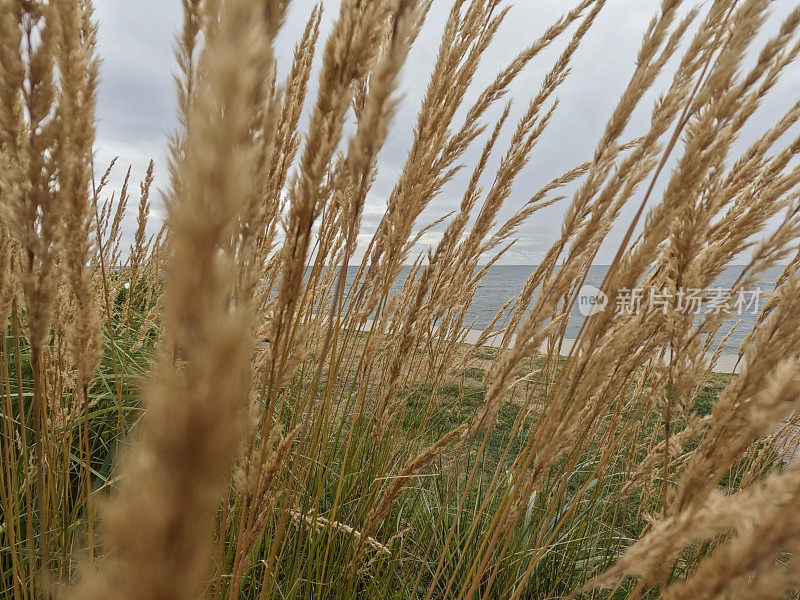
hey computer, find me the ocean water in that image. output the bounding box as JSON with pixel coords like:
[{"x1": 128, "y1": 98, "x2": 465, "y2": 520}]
[{"x1": 341, "y1": 264, "x2": 782, "y2": 352}]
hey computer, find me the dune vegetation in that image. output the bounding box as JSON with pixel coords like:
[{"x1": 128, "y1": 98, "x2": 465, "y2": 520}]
[{"x1": 3, "y1": 0, "x2": 800, "y2": 598}]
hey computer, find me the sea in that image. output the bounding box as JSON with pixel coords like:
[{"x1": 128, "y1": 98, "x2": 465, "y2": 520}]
[{"x1": 340, "y1": 264, "x2": 783, "y2": 352}]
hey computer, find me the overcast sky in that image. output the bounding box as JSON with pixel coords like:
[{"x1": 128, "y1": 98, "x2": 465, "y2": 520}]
[{"x1": 93, "y1": 0, "x2": 800, "y2": 265}]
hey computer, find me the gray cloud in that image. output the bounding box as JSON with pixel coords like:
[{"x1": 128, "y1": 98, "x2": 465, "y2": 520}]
[{"x1": 94, "y1": 0, "x2": 800, "y2": 264}]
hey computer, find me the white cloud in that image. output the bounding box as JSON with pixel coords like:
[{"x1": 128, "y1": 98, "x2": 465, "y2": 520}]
[{"x1": 95, "y1": 0, "x2": 800, "y2": 265}]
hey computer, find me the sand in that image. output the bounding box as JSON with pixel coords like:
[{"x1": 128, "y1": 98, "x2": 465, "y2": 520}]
[
  {"x1": 459, "y1": 329, "x2": 743, "y2": 374},
  {"x1": 355, "y1": 320, "x2": 743, "y2": 374}
]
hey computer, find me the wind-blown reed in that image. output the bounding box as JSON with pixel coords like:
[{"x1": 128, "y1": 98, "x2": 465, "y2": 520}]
[{"x1": 2, "y1": 0, "x2": 800, "y2": 598}]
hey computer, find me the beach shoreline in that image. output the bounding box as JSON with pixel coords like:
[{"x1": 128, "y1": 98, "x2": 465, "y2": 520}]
[
  {"x1": 460, "y1": 329, "x2": 743, "y2": 374},
  {"x1": 355, "y1": 320, "x2": 742, "y2": 374}
]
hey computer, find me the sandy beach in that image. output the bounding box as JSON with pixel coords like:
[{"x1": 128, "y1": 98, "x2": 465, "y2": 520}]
[
  {"x1": 460, "y1": 329, "x2": 743, "y2": 374},
  {"x1": 355, "y1": 321, "x2": 742, "y2": 374}
]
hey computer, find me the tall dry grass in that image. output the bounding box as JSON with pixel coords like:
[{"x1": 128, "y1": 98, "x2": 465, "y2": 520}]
[{"x1": 2, "y1": 0, "x2": 800, "y2": 598}]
